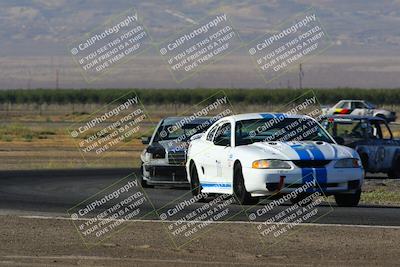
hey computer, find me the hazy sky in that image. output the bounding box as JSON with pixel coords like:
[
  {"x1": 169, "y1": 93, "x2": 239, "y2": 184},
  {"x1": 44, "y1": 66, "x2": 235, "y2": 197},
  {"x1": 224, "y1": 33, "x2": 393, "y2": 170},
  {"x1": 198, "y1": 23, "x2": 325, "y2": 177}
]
[{"x1": 0, "y1": 0, "x2": 399, "y2": 89}]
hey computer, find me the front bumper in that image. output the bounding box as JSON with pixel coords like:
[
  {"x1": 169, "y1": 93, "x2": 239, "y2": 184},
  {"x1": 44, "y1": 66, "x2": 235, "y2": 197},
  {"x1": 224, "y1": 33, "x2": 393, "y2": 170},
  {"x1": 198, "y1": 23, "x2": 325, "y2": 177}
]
[
  {"x1": 242, "y1": 167, "x2": 364, "y2": 196},
  {"x1": 143, "y1": 164, "x2": 189, "y2": 185}
]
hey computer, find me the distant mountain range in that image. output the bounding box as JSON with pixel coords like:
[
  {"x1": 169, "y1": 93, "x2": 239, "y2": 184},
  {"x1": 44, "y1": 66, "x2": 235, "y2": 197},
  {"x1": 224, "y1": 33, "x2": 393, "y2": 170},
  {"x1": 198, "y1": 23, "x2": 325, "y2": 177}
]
[
  {"x1": 1, "y1": 0, "x2": 400, "y2": 55},
  {"x1": 0, "y1": 0, "x2": 399, "y2": 88}
]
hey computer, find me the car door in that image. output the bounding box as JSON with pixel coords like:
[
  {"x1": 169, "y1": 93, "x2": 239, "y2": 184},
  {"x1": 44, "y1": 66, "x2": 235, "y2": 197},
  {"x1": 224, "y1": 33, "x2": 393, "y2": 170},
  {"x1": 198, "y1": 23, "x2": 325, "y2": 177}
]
[
  {"x1": 351, "y1": 101, "x2": 367, "y2": 116},
  {"x1": 367, "y1": 120, "x2": 393, "y2": 171},
  {"x1": 209, "y1": 121, "x2": 233, "y2": 191},
  {"x1": 351, "y1": 101, "x2": 364, "y2": 115},
  {"x1": 197, "y1": 123, "x2": 219, "y2": 182},
  {"x1": 334, "y1": 101, "x2": 351, "y2": 114}
]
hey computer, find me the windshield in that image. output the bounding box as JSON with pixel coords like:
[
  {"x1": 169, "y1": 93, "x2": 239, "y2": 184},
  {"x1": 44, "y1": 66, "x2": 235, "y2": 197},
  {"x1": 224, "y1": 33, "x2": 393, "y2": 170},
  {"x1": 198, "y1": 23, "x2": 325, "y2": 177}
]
[
  {"x1": 235, "y1": 118, "x2": 334, "y2": 146},
  {"x1": 365, "y1": 101, "x2": 375, "y2": 109},
  {"x1": 323, "y1": 118, "x2": 393, "y2": 144},
  {"x1": 323, "y1": 119, "x2": 366, "y2": 145},
  {"x1": 153, "y1": 120, "x2": 210, "y2": 142}
]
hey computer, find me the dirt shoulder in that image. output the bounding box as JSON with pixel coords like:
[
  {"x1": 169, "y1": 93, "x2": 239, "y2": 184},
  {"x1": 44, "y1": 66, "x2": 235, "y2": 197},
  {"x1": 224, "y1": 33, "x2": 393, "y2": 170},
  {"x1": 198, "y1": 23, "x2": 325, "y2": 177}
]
[
  {"x1": 361, "y1": 179, "x2": 400, "y2": 205},
  {"x1": 0, "y1": 216, "x2": 398, "y2": 266}
]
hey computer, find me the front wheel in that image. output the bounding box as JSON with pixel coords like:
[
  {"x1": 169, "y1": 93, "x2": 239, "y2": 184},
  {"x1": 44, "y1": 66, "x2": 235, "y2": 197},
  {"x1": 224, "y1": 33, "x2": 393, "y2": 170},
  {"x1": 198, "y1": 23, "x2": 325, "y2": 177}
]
[
  {"x1": 233, "y1": 163, "x2": 259, "y2": 205},
  {"x1": 190, "y1": 163, "x2": 207, "y2": 202},
  {"x1": 190, "y1": 163, "x2": 202, "y2": 197},
  {"x1": 334, "y1": 189, "x2": 361, "y2": 207},
  {"x1": 139, "y1": 163, "x2": 153, "y2": 188}
]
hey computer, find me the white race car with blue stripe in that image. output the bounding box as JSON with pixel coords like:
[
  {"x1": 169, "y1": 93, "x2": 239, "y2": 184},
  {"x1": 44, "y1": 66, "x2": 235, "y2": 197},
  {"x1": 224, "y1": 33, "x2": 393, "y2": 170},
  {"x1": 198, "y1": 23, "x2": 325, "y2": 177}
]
[{"x1": 186, "y1": 113, "x2": 364, "y2": 206}]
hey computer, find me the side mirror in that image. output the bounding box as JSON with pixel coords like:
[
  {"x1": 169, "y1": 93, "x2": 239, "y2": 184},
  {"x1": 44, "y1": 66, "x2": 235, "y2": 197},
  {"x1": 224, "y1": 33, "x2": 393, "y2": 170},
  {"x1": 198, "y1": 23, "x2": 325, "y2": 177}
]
[
  {"x1": 334, "y1": 136, "x2": 345, "y2": 145},
  {"x1": 141, "y1": 136, "x2": 150, "y2": 145},
  {"x1": 190, "y1": 133, "x2": 204, "y2": 141},
  {"x1": 214, "y1": 137, "x2": 230, "y2": 147}
]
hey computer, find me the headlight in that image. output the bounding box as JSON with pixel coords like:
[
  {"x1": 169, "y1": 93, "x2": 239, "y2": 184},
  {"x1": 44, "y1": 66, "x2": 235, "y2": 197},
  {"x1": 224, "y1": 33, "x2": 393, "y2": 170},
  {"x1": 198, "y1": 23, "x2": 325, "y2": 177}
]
[
  {"x1": 334, "y1": 158, "x2": 361, "y2": 168},
  {"x1": 252, "y1": 159, "x2": 291, "y2": 169}
]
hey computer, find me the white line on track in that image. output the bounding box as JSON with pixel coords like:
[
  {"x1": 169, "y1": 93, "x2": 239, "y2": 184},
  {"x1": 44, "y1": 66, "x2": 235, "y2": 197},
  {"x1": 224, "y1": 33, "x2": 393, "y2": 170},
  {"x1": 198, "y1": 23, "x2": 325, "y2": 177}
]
[{"x1": 19, "y1": 215, "x2": 400, "y2": 230}]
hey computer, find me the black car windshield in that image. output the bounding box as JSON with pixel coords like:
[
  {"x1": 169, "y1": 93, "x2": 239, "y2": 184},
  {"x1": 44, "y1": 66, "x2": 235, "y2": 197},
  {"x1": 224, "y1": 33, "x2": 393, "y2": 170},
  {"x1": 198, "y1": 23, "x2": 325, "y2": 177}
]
[
  {"x1": 153, "y1": 119, "x2": 211, "y2": 142},
  {"x1": 235, "y1": 118, "x2": 334, "y2": 146}
]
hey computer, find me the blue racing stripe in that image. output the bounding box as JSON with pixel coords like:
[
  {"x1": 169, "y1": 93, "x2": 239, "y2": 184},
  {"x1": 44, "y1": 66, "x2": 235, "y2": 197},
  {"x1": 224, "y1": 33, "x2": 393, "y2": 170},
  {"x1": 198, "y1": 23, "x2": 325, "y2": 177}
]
[
  {"x1": 201, "y1": 183, "x2": 232, "y2": 188},
  {"x1": 290, "y1": 144, "x2": 313, "y2": 188},
  {"x1": 315, "y1": 168, "x2": 328, "y2": 191},
  {"x1": 308, "y1": 146, "x2": 325, "y2": 160},
  {"x1": 272, "y1": 113, "x2": 285, "y2": 118},
  {"x1": 309, "y1": 145, "x2": 328, "y2": 190},
  {"x1": 260, "y1": 113, "x2": 287, "y2": 119},
  {"x1": 289, "y1": 144, "x2": 328, "y2": 191},
  {"x1": 290, "y1": 144, "x2": 312, "y2": 161},
  {"x1": 302, "y1": 168, "x2": 314, "y2": 183},
  {"x1": 310, "y1": 146, "x2": 328, "y2": 192},
  {"x1": 260, "y1": 113, "x2": 274, "y2": 119}
]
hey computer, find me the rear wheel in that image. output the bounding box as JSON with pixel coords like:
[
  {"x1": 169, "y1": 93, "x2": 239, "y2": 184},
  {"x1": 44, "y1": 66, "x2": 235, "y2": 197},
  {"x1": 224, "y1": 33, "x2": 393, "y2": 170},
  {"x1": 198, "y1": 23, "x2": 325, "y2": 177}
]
[
  {"x1": 233, "y1": 163, "x2": 259, "y2": 205},
  {"x1": 334, "y1": 189, "x2": 361, "y2": 207}
]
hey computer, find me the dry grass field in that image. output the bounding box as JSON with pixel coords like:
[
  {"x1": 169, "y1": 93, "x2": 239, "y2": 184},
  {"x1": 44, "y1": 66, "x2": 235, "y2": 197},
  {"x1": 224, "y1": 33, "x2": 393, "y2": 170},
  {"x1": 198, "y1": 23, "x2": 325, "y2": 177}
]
[{"x1": 1, "y1": 103, "x2": 399, "y2": 170}]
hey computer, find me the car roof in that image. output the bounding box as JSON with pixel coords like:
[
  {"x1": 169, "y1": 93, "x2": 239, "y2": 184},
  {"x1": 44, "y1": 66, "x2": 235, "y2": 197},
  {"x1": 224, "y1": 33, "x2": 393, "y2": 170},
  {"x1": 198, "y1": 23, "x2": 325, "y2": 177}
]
[
  {"x1": 161, "y1": 117, "x2": 211, "y2": 125},
  {"x1": 338, "y1": 100, "x2": 365, "y2": 102},
  {"x1": 220, "y1": 113, "x2": 309, "y2": 122},
  {"x1": 322, "y1": 115, "x2": 385, "y2": 121}
]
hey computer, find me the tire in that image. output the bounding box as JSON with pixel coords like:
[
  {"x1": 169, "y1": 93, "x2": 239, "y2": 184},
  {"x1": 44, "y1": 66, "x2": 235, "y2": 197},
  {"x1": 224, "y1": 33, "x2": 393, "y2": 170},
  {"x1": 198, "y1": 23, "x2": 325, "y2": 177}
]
[
  {"x1": 388, "y1": 156, "x2": 400, "y2": 179},
  {"x1": 190, "y1": 163, "x2": 202, "y2": 197},
  {"x1": 190, "y1": 163, "x2": 208, "y2": 202},
  {"x1": 139, "y1": 163, "x2": 153, "y2": 188},
  {"x1": 334, "y1": 189, "x2": 361, "y2": 207},
  {"x1": 233, "y1": 163, "x2": 259, "y2": 205}
]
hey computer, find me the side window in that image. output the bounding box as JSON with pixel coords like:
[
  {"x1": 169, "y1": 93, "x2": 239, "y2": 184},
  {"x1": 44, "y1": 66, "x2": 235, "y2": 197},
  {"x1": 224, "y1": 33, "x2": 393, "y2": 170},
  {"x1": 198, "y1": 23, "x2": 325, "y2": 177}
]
[
  {"x1": 333, "y1": 120, "x2": 367, "y2": 145},
  {"x1": 371, "y1": 121, "x2": 392, "y2": 139},
  {"x1": 213, "y1": 122, "x2": 231, "y2": 146},
  {"x1": 334, "y1": 101, "x2": 343, "y2": 108},
  {"x1": 369, "y1": 122, "x2": 381, "y2": 139},
  {"x1": 323, "y1": 120, "x2": 336, "y2": 137},
  {"x1": 353, "y1": 102, "x2": 365, "y2": 109},
  {"x1": 381, "y1": 122, "x2": 392, "y2": 139},
  {"x1": 206, "y1": 124, "x2": 218, "y2": 141},
  {"x1": 338, "y1": 101, "x2": 350, "y2": 109}
]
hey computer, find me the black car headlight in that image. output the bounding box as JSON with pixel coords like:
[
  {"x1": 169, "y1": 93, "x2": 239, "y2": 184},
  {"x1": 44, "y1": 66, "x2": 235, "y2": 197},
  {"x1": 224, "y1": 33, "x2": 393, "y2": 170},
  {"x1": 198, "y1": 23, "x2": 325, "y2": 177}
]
[{"x1": 146, "y1": 144, "x2": 166, "y2": 159}]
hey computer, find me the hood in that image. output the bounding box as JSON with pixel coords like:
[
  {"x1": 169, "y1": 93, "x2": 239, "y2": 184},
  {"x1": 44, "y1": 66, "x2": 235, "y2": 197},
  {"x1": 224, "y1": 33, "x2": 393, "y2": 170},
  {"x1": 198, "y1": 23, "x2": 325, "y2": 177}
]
[
  {"x1": 247, "y1": 141, "x2": 357, "y2": 161},
  {"x1": 373, "y1": 109, "x2": 390, "y2": 115},
  {"x1": 157, "y1": 140, "x2": 188, "y2": 153}
]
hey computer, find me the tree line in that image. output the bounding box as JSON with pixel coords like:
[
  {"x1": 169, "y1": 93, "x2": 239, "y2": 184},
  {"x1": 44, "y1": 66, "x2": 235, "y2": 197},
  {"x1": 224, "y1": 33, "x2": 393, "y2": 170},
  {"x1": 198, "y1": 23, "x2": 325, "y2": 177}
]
[{"x1": 0, "y1": 88, "x2": 399, "y2": 105}]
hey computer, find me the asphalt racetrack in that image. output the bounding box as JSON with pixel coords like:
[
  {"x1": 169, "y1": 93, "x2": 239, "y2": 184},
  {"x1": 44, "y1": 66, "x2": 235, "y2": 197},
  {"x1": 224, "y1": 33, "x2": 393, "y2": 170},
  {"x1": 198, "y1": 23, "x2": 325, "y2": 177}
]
[{"x1": 0, "y1": 168, "x2": 398, "y2": 227}]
